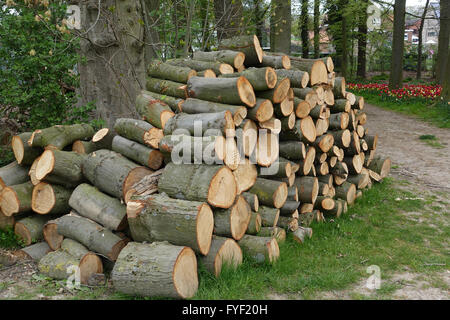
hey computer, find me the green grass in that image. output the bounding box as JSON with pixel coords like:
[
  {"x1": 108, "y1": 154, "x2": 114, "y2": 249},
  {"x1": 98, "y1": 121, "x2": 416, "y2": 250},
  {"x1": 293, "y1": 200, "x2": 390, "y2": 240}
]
[
  {"x1": 0, "y1": 146, "x2": 14, "y2": 167},
  {"x1": 0, "y1": 227, "x2": 23, "y2": 249},
  {"x1": 1, "y1": 178, "x2": 448, "y2": 300},
  {"x1": 192, "y1": 178, "x2": 449, "y2": 299},
  {"x1": 418, "y1": 134, "x2": 445, "y2": 149},
  {"x1": 357, "y1": 92, "x2": 450, "y2": 128}
]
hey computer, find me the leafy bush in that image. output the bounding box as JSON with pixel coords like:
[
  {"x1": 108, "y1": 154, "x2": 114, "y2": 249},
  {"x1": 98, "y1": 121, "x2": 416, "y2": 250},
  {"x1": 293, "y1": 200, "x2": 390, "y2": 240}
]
[{"x1": 0, "y1": 1, "x2": 93, "y2": 131}]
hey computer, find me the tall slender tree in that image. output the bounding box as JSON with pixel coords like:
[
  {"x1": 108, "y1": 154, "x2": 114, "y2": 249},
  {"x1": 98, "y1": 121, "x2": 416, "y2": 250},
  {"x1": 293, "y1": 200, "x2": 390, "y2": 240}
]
[
  {"x1": 436, "y1": 0, "x2": 450, "y2": 85},
  {"x1": 389, "y1": 0, "x2": 406, "y2": 89},
  {"x1": 313, "y1": 0, "x2": 320, "y2": 58},
  {"x1": 270, "y1": 0, "x2": 292, "y2": 53},
  {"x1": 417, "y1": 0, "x2": 430, "y2": 79},
  {"x1": 214, "y1": 0, "x2": 243, "y2": 42},
  {"x1": 300, "y1": 0, "x2": 310, "y2": 57},
  {"x1": 357, "y1": 0, "x2": 369, "y2": 78},
  {"x1": 340, "y1": 0, "x2": 349, "y2": 78}
]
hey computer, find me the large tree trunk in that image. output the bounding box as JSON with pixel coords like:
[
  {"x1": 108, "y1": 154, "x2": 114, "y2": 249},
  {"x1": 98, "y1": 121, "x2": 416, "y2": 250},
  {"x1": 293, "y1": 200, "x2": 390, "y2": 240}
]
[
  {"x1": 270, "y1": 0, "x2": 291, "y2": 54},
  {"x1": 436, "y1": 0, "x2": 450, "y2": 85},
  {"x1": 389, "y1": 0, "x2": 406, "y2": 89},
  {"x1": 300, "y1": 0, "x2": 309, "y2": 58},
  {"x1": 313, "y1": 0, "x2": 320, "y2": 58},
  {"x1": 74, "y1": 0, "x2": 151, "y2": 127}
]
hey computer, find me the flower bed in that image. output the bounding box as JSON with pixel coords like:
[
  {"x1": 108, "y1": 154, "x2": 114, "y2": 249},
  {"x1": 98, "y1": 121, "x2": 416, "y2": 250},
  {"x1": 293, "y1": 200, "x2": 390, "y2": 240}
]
[{"x1": 347, "y1": 83, "x2": 442, "y2": 101}]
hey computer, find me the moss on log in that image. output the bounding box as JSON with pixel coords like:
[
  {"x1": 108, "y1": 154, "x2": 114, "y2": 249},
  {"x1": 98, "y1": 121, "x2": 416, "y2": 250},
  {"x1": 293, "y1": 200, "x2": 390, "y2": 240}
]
[
  {"x1": 114, "y1": 118, "x2": 163, "y2": 150},
  {"x1": 147, "y1": 60, "x2": 197, "y2": 83},
  {"x1": 136, "y1": 91, "x2": 176, "y2": 129},
  {"x1": 238, "y1": 235, "x2": 279, "y2": 263},
  {"x1": 28, "y1": 124, "x2": 94, "y2": 150}
]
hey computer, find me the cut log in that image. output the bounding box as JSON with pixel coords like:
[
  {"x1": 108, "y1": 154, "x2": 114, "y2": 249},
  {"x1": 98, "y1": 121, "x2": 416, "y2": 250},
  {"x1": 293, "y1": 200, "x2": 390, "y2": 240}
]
[
  {"x1": 280, "y1": 116, "x2": 317, "y2": 144},
  {"x1": 309, "y1": 104, "x2": 326, "y2": 120},
  {"x1": 298, "y1": 211, "x2": 315, "y2": 227},
  {"x1": 14, "y1": 215, "x2": 55, "y2": 246},
  {"x1": 72, "y1": 128, "x2": 116, "y2": 155},
  {"x1": 124, "y1": 169, "x2": 162, "y2": 203},
  {"x1": 238, "y1": 235, "x2": 279, "y2": 263},
  {"x1": 292, "y1": 88, "x2": 318, "y2": 108},
  {"x1": 193, "y1": 50, "x2": 246, "y2": 69},
  {"x1": 38, "y1": 238, "x2": 103, "y2": 284},
  {"x1": 289, "y1": 58, "x2": 328, "y2": 85},
  {"x1": 50, "y1": 213, "x2": 127, "y2": 261},
  {"x1": 368, "y1": 157, "x2": 391, "y2": 178},
  {"x1": 292, "y1": 226, "x2": 313, "y2": 244},
  {"x1": 138, "y1": 91, "x2": 184, "y2": 112},
  {"x1": 35, "y1": 150, "x2": 85, "y2": 184},
  {"x1": 237, "y1": 119, "x2": 258, "y2": 157},
  {"x1": 293, "y1": 57, "x2": 334, "y2": 72},
  {"x1": 111, "y1": 241, "x2": 198, "y2": 299},
  {"x1": 313, "y1": 196, "x2": 335, "y2": 211},
  {"x1": 287, "y1": 186, "x2": 299, "y2": 201},
  {"x1": 147, "y1": 60, "x2": 197, "y2": 83},
  {"x1": 136, "y1": 194, "x2": 214, "y2": 255},
  {"x1": 214, "y1": 195, "x2": 251, "y2": 241},
  {"x1": 331, "y1": 99, "x2": 351, "y2": 113},
  {"x1": 233, "y1": 159, "x2": 258, "y2": 194},
  {"x1": 331, "y1": 161, "x2": 349, "y2": 179},
  {"x1": 329, "y1": 112, "x2": 349, "y2": 130},
  {"x1": 28, "y1": 124, "x2": 94, "y2": 150},
  {"x1": 346, "y1": 92, "x2": 356, "y2": 105},
  {"x1": 347, "y1": 173, "x2": 370, "y2": 189},
  {"x1": 114, "y1": 118, "x2": 163, "y2": 150},
  {"x1": 259, "y1": 117, "x2": 282, "y2": 134},
  {"x1": 298, "y1": 146, "x2": 316, "y2": 176},
  {"x1": 294, "y1": 176, "x2": 319, "y2": 204},
  {"x1": 324, "y1": 88, "x2": 335, "y2": 106},
  {"x1": 11, "y1": 132, "x2": 42, "y2": 165},
  {"x1": 333, "y1": 77, "x2": 346, "y2": 98},
  {"x1": 0, "y1": 161, "x2": 29, "y2": 192},
  {"x1": 248, "y1": 178, "x2": 287, "y2": 209},
  {"x1": 256, "y1": 78, "x2": 290, "y2": 104},
  {"x1": 220, "y1": 67, "x2": 277, "y2": 90},
  {"x1": 219, "y1": 35, "x2": 263, "y2": 66},
  {"x1": 187, "y1": 76, "x2": 256, "y2": 107},
  {"x1": 111, "y1": 136, "x2": 163, "y2": 170},
  {"x1": 82, "y1": 149, "x2": 152, "y2": 200},
  {"x1": 246, "y1": 98, "x2": 274, "y2": 122},
  {"x1": 330, "y1": 129, "x2": 351, "y2": 148},
  {"x1": 0, "y1": 181, "x2": 34, "y2": 216},
  {"x1": 180, "y1": 98, "x2": 247, "y2": 126},
  {"x1": 166, "y1": 58, "x2": 234, "y2": 75},
  {"x1": 241, "y1": 192, "x2": 259, "y2": 212},
  {"x1": 15, "y1": 242, "x2": 51, "y2": 262},
  {"x1": 354, "y1": 96, "x2": 365, "y2": 110},
  {"x1": 315, "y1": 162, "x2": 329, "y2": 176},
  {"x1": 277, "y1": 216, "x2": 298, "y2": 231},
  {"x1": 246, "y1": 212, "x2": 262, "y2": 235},
  {"x1": 69, "y1": 184, "x2": 127, "y2": 231},
  {"x1": 257, "y1": 227, "x2": 286, "y2": 243},
  {"x1": 199, "y1": 236, "x2": 243, "y2": 277},
  {"x1": 335, "y1": 181, "x2": 357, "y2": 205},
  {"x1": 163, "y1": 111, "x2": 235, "y2": 137},
  {"x1": 254, "y1": 130, "x2": 279, "y2": 167},
  {"x1": 146, "y1": 78, "x2": 188, "y2": 101},
  {"x1": 0, "y1": 211, "x2": 15, "y2": 230},
  {"x1": 280, "y1": 201, "x2": 300, "y2": 216},
  {"x1": 294, "y1": 98, "x2": 311, "y2": 118},
  {"x1": 136, "y1": 90, "x2": 176, "y2": 129},
  {"x1": 278, "y1": 141, "x2": 306, "y2": 160},
  {"x1": 159, "y1": 134, "x2": 225, "y2": 165},
  {"x1": 323, "y1": 200, "x2": 342, "y2": 217},
  {"x1": 260, "y1": 54, "x2": 291, "y2": 69},
  {"x1": 258, "y1": 160, "x2": 292, "y2": 178},
  {"x1": 197, "y1": 69, "x2": 216, "y2": 78},
  {"x1": 158, "y1": 163, "x2": 237, "y2": 209},
  {"x1": 258, "y1": 206, "x2": 280, "y2": 227},
  {"x1": 318, "y1": 181, "x2": 330, "y2": 196},
  {"x1": 312, "y1": 134, "x2": 334, "y2": 153},
  {"x1": 31, "y1": 182, "x2": 71, "y2": 215},
  {"x1": 343, "y1": 155, "x2": 363, "y2": 174},
  {"x1": 276, "y1": 69, "x2": 309, "y2": 88}
]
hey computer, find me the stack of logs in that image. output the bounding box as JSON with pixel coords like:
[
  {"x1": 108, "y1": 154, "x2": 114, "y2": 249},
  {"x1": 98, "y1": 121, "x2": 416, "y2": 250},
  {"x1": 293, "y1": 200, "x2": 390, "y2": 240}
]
[{"x1": 0, "y1": 34, "x2": 391, "y2": 299}]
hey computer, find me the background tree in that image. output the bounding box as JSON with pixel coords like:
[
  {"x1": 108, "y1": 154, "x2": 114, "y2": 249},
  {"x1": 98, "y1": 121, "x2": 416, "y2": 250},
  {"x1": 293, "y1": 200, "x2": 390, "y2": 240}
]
[
  {"x1": 214, "y1": 0, "x2": 244, "y2": 42},
  {"x1": 436, "y1": 0, "x2": 449, "y2": 85},
  {"x1": 389, "y1": 0, "x2": 406, "y2": 89},
  {"x1": 270, "y1": 0, "x2": 292, "y2": 53},
  {"x1": 416, "y1": 0, "x2": 430, "y2": 80},
  {"x1": 356, "y1": 0, "x2": 369, "y2": 78},
  {"x1": 313, "y1": 0, "x2": 320, "y2": 58},
  {"x1": 299, "y1": 0, "x2": 309, "y2": 57}
]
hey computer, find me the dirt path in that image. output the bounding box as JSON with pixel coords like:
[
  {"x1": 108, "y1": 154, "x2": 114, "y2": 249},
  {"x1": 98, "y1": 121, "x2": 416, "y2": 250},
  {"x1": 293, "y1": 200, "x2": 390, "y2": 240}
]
[{"x1": 364, "y1": 104, "x2": 450, "y2": 190}]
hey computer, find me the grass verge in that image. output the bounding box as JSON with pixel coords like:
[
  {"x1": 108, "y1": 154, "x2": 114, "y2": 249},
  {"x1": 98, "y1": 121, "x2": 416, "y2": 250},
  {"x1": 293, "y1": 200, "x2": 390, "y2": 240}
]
[{"x1": 355, "y1": 92, "x2": 449, "y2": 129}]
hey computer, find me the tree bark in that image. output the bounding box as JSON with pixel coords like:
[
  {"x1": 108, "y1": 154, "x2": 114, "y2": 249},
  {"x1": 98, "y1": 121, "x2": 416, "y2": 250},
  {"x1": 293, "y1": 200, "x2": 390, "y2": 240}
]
[
  {"x1": 294, "y1": 176, "x2": 319, "y2": 203},
  {"x1": 136, "y1": 90, "x2": 176, "y2": 129},
  {"x1": 300, "y1": 0, "x2": 309, "y2": 58},
  {"x1": 248, "y1": 178, "x2": 288, "y2": 209},
  {"x1": 258, "y1": 206, "x2": 280, "y2": 227},
  {"x1": 114, "y1": 118, "x2": 163, "y2": 150},
  {"x1": 147, "y1": 60, "x2": 197, "y2": 83},
  {"x1": 313, "y1": 0, "x2": 320, "y2": 58},
  {"x1": 180, "y1": 99, "x2": 247, "y2": 126},
  {"x1": 356, "y1": 0, "x2": 369, "y2": 78},
  {"x1": 166, "y1": 58, "x2": 234, "y2": 75},
  {"x1": 111, "y1": 136, "x2": 163, "y2": 170},
  {"x1": 436, "y1": 0, "x2": 450, "y2": 85},
  {"x1": 220, "y1": 67, "x2": 278, "y2": 91},
  {"x1": 0, "y1": 161, "x2": 29, "y2": 192},
  {"x1": 11, "y1": 132, "x2": 42, "y2": 166},
  {"x1": 35, "y1": 150, "x2": 85, "y2": 184},
  {"x1": 219, "y1": 35, "x2": 264, "y2": 66},
  {"x1": 31, "y1": 182, "x2": 72, "y2": 215},
  {"x1": 193, "y1": 50, "x2": 246, "y2": 69},
  {"x1": 276, "y1": 69, "x2": 309, "y2": 89},
  {"x1": 28, "y1": 124, "x2": 94, "y2": 150},
  {"x1": 213, "y1": 195, "x2": 251, "y2": 241},
  {"x1": 0, "y1": 181, "x2": 34, "y2": 217},
  {"x1": 238, "y1": 234, "x2": 279, "y2": 263}
]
